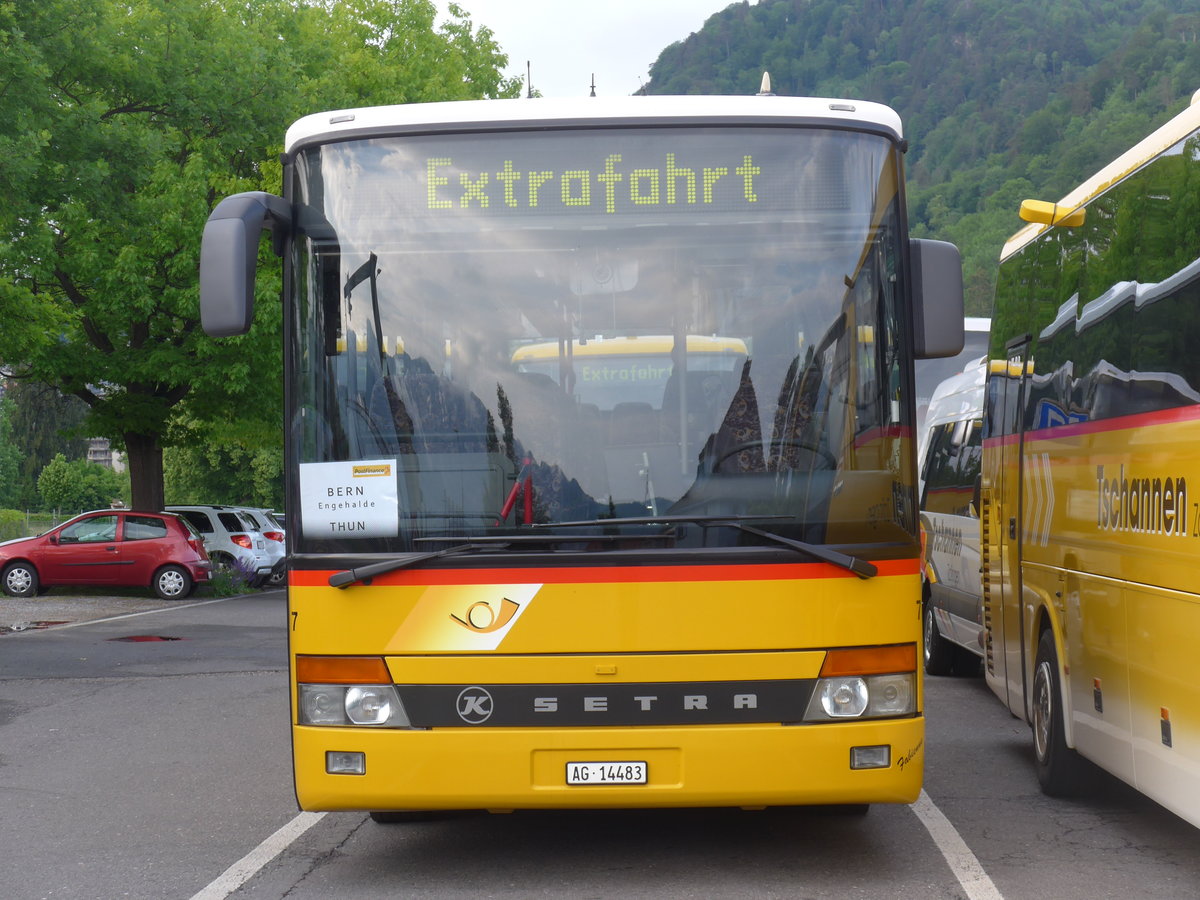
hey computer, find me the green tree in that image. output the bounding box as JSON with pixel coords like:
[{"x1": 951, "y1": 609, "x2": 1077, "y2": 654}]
[
  {"x1": 35, "y1": 454, "x2": 74, "y2": 514},
  {"x1": 163, "y1": 426, "x2": 284, "y2": 510},
  {"x1": 0, "y1": 395, "x2": 23, "y2": 509},
  {"x1": 37, "y1": 453, "x2": 128, "y2": 514},
  {"x1": 645, "y1": 0, "x2": 1200, "y2": 317},
  {"x1": 4, "y1": 380, "x2": 91, "y2": 510},
  {"x1": 0, "y1": 0, "x2": 519, "y2": 512}
]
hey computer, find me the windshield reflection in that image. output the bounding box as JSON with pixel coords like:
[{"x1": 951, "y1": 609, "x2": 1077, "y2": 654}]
[{"x1": 290, "y1": 127, "x2": 914, "y2": 553}]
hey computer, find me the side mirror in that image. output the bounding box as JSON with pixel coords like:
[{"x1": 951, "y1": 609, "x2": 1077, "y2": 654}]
[
  {"x1": 48, "y1": 534, "x2": 58, "y2": 545},
  {"x1": 199, "y1": 192, "x2": 291, "y2": 337},
  {"x1": 910, "y1": 239, "x2": 965, "y2": 359}
]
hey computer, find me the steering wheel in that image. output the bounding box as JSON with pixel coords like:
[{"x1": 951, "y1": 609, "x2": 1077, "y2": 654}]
[{"x1": 712, "y1": 439, "x2": 837, "y2": 472}]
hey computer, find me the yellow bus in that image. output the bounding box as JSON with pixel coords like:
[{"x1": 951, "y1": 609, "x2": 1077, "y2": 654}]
[
  {"x1": 199, "y1": 93, "x2": 963, "y2": 816},
  {"x1": 983, "y1": 91, "x2": 1200, "y2": 826}
]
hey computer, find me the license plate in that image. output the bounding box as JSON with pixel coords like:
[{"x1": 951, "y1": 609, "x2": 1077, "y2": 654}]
[{"x1": 565, "y1": 761, "x2": 647, "y2": 785}]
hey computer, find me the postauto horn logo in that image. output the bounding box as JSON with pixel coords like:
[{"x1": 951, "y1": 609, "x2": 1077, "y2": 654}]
[{"x1": 450, "y1": 597, "x2": 520, "y2": 634}]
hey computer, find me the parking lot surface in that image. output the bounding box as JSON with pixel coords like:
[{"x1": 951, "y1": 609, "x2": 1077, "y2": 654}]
[{"x1": 0, "y1": 590, "x2": 201, "y2": 634}]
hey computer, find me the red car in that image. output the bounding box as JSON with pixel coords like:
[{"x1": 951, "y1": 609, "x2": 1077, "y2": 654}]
[{"x1": 0, "y1": 510, "x2": 212, "y2": 600}]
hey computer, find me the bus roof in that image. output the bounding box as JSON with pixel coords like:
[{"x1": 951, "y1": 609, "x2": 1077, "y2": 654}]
[
  {"x1": 1001, "y1": 92, "x2": 1200, "y2": 261},
  {"x1": 284, "y1": 95, "x2": 904, "y2": 155}
]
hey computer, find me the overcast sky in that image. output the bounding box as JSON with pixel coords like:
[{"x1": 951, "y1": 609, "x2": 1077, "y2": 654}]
[{"x1": 442, "y1": 1, "x2": 728, "y2": 99}]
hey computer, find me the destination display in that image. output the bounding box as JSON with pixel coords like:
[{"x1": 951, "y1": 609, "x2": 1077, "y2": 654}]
[
  {"x1": 425, "y1": 151, "x2": 763, "y2": 215},
  {"x1": 301, "y1": 128, "x2": 889, "y2": 230}
]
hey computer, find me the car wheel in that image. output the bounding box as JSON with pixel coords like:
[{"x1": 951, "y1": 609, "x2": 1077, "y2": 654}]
[
  {"x1": 154, "y1": 565, "x2": 193, "y2": 601},
  {"x1": 922, "y1": 600, "x2": 955, "y2": 676},
  {"x1": 1032, "y1": 629, "x2": 1086, "y2": 796},
  {"x1": 2, "y1": 562, "x2": 39, "y2": 598}
]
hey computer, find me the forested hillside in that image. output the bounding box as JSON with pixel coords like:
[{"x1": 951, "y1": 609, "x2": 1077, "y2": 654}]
[{"x1": 645, "y1": 0, "x2": 1200, "y2": 312}]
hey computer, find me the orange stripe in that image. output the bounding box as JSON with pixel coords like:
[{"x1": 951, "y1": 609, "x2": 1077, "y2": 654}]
[{"x1": 290, "y1": 558, "x2": 917, "y2": 588}]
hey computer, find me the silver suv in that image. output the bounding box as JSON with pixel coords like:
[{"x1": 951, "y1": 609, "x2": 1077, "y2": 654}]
[
  {"x1": 165, "y1": 505, "x2": 274, "y2": 587},
  {"x1": 235, "y1": 507, "x2": 286, "y2": 586}
]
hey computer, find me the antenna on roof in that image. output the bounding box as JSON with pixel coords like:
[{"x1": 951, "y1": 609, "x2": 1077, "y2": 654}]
[
  {"x1": 757, "y1": 72, "x2": 774, "y2": 96},
  {"x1": 590, "y1": 73, "x2": 596, "y2": 98}
]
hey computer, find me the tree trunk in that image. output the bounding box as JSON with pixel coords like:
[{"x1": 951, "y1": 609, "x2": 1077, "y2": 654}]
[{"x1": 124, "y1": 432, "x2": 165, "y2": 511}]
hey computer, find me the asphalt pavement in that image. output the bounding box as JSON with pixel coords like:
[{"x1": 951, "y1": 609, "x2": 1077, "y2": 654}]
[{"x1": 0, "y1": 587, "x2": 235, "y2": 634}]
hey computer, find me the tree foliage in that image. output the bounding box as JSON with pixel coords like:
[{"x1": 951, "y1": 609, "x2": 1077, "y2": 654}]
[
  {"x1": 2, "y1": 380, "x2": 91, "y2": 510},
  {"x1": 0, "y1": 0, "x2": 519, "y2": 511},
  {"x1": 645, "y1": 0, "x2": 1200, "y2": 314},
  {"x1": 163, "y1": 423, "x2": 285, "y2": 510},
  {"x1": 36, "y1": 453, "x2": 129, "y2": 514},
  {"x1": 0, "y1": 395, "x2": 23, "y2": 509}
]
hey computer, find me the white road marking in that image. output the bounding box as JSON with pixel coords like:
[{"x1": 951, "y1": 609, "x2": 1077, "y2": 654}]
[
  {"x1": 912, "y1": 789, "x2": 1005, "y2": 900},
  {"x1": 14, "y1": 589, "x2": 286, "y2": 633},
  {"x1": 39, "y1": 596, "x2": 236, "y2": 629},
  {"x1": 187, "y1": 789, "x2": 992, "y2": 898},
  {"x1": 189, "y1": 811, "x2": 327, "y2": 900}
]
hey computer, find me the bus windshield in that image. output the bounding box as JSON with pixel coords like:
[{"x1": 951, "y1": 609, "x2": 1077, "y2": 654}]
[{"x1": 290, "y1": 126, "x2": 913, "y2": 554}]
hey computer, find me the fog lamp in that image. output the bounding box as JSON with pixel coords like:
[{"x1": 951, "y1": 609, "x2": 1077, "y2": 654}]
[
  {"x1": 850, "y1": 745, "x2": 891, "y2": 770},
  {"x1": 326, "y1": 751, "x2": 366, "y2": 775}
]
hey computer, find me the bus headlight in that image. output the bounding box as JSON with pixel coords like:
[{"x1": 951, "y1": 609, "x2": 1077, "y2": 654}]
[
  {"x1": 817, "y1": 677, "x2": 869, "y2": 718},
  {"x1": 801, "y1": 645, "x2": 918, "y2": 722},
  {"x1": 345, "y1": 686, "x2": 396, "y2": 725},
  {"x1": 298, "y1": 684, "x2": 412, "y2": 728},
  {"x1": 866, "y1": 673, "x2": 913, "y2": 716},
  {"x1": 803, "y1": 673, "x2": 916, "y2": 721}
]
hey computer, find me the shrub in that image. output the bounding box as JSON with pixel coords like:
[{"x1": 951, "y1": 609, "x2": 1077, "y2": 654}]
[
  {"x1": 205, "y1": 556, "x2": 262, "y2": 597},
  {"x1": 0, "y1": 509, "x2": 25, "y2": 542}
]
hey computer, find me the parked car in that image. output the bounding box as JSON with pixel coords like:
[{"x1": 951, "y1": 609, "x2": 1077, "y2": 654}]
[
  {"x1": 235, "y1": 507, "x2": 286, "y2": 585},
  {"x1": 165, "y1": 505, "x2": 274, "y2": 586},
  {"x1": 0, "y1": 509, "x2": 211, "y2": 600}
]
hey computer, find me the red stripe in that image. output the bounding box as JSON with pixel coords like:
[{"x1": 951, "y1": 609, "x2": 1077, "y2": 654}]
[
  {"x1": 983, "y1": 403, "x2": 1200, "y2": 449},
  {"x1": 853, "y1": 424, "x2": 912, "y2": 446},
  {"x1": 290, "y1": 558, "x2": 917, "y2": 587}
]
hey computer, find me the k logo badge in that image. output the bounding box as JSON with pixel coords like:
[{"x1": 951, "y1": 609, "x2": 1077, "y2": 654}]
[{"x1": 456, "y1": 686, "x2": 494, "y2": 724}]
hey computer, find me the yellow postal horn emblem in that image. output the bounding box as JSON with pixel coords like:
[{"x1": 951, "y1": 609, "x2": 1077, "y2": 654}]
[{"x1": 450, "y1": 598, "x2": 520, "y2": 633}]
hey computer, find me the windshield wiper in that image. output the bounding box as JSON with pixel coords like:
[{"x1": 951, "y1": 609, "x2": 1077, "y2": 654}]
[
  {"x1": 537, "y1": 514, "x2": 876, "y2": 579},
  {"x1": 329, "y1": 543, "x2": 502, "y2": 588},
  {"x1": 719, "y1": 521, "x2": 877, "y2": 579},
  {"x1": 330, "y1": 515, "x2": 876, "y2": 587}
]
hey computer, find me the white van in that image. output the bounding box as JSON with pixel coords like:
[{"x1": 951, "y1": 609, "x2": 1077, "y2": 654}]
[
  {"x1": 917, "y1": 357, "x2": 985, "y2": 676},
  {"x1": 914, "y1": 316, "x2": 989, "y2": 438}
]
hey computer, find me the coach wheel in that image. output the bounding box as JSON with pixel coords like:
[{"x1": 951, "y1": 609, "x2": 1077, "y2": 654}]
[{"x1": 1032, "y1": 630, "x2": 1084, "y2": 796}]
